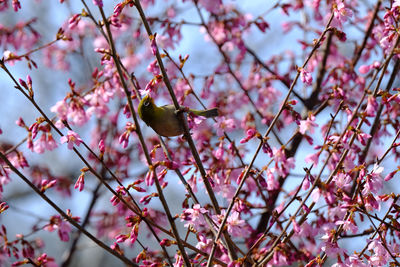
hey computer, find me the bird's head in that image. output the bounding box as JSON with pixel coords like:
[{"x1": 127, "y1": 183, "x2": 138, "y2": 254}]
[{"x1": 138, "y1": 94, "x2": 156, "y2": 125}]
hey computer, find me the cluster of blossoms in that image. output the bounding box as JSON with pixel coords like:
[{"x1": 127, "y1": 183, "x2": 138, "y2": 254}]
[{"x1": 0, "y1": 0, "x2": 400, "y2": 266}]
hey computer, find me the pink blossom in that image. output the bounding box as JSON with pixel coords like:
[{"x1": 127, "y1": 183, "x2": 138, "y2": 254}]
[
  {"x1": 147, "y1": 59, "x2": 159, "y2": 75},
  {"x1": 40, "y1": 179, "x2": 57, "y2": 192},
  {"x1": 150, "y1": 34, "x2": 157, "y2": 56},
  {"x1": 92, "y1": 0, "x2": 103, "y2": 7},
  {"x1": 33, "y1": 134, "x2": 46, "y2": 154},
  {"x1": 8, "y1": 153, "x2": 29, "y2": 169},
  {"x1": 85, "y1": 91, "x2": 110, "y2": 118},
  {"x1": 113, "y1": 3, "x2": 125, "y2": 16},
  {"x1": 110, "y1": 186, "x2": 126, "y2": 206},
  {"x1": 358, "y1": 64, "x2": 371, "y2": 74},
  {"x1": 362, "y1": 164, "x2": 384, "y2": 195},
  {"x1": 50, "y1": 100, "x2": 69, "y2": 120},
  {"x1": 332, "y1": 0, "x2": 353, "y2": 28},
  {"x1": 188, "y1": 113, "x2": 205, "y2": 126},
  {"x1": 74, "y1": 173, "x2": 85, "y2": 192},
  {"x1": 29, "y1": 122, "x2": 40, "y2": 139},
  {"x1": 368, "y1": 239, "x2": 390, "y2": 266},
  {"x1": 212, "y1": 173, "x2": 236, "y2": 199},
  {"x1": 321, "y1": 235, "x2": 345, "y2": 257},
  {"x1": 266, "y1": 169, "x2": 279, "y2": 190},
  {"x1": 363, "y1": 193, "x2": 380, "y2": 212},
  {"x1": 98, "y1": 139, "x2": 105, "y2": 153},
  {"x1": 262, "y1": 141, "x2": 272, "y2": 156},
  {"x1": 305, "y1": 151, "x2": 320, "y2": 166},
  {"x1": 16, "y1": 117, "x2": 26, "y2": 127},
  {"x1": 44, "y1": 216, "x2": 71, "y2": 242},
  {"x1": 119, "y1": 122, "x2": 135, "y2": 149},
  {"x1": 58, "y1": 221, "x2": 71, "y2": 242},
  {"x1": 129, "y1": 223, "x2": 139, "y2": 244},
  {"x1": 300, "y1": 68, "x2": 313, "y2": 85},
  {"x1": 345, "y1": 255, "x2": 368, "y2": 267},
  {"x1": 335, "y1": 218, "x2": 358, "y2": 234},
  {"x1": 357, "y1": 132, "x2": 371, "y2": 146},
  {"x1": 110, "y1": 195, "x2": 120, "y2": 206},
  {"x1": 115, "y1": 234, "x2": 128, "y2": 243},
  {"x1": 198, "y1": 0, "x2": 222, "y2": 14},
  {"x1": 166, "y1": 7, "x2": 176, "y2": 18},
  {"x1": 296, "y1": 221, "x2": 318, "y2": 238},
  {"x1": 281, "y1": 21, "x2": 293, "y2": 33},
  {"x1": 214, "y1": 116, "x2": 236, "y2": 136},
  {"x1": 292, "y1": 219, "x2": 301, "y2": 234},
  {"x1": 332, "y1": 172, "x2": 352, "y2": 190},
  {"x1": 144, "y1": 170, "x2": 154, "y2": 186},
  {"x1": 60, "y1": 130, "x2": 83, "y2": 149},
  {"x1": 299, "y1": 114, "x2": 318, "y2": 134},
  {"x1": 226, "y1": 211, "x2": 249, "y2": 237},
  {"x1": 302, "y1": 175, "x2": 310, "y2": 190},
  {"x1": 0, "y1": 202, "x2": 9, "y2": 214},
  {"x1": 384, "y1": 170, "x2": 397, "y2": 181},
  {"x1": 19, "y1": 78, "x2": 27, "y2": 89},
  {"x1": 195, "y1": 234, "x2": 213, "y2": 252},
  {"x1": 163, "y1": 160, "x2": 179, "y2": 170},
  {"x1": 33, "y1": 133, "x2": 58, "y2": 153},
  {"x1": 68, "y1": 103, "x2": 88, "y2": 126},
  {"x1": 273, "y1": 147, "x2": 295, "y2": 176},
  {"x1": 213, "y1": 142, "x2": 224, "y2": 160},
  {"x1": 239, "y1": 128, "x2": 257, "y2": 143},
  {"x1": 3, "y1": 50, "x2": 21, "y2": 65},
  {"x1": 271, "y1": 250, "x2": 289, "y2": 266},
  {"x1": 12, "y1": 0, "x2": 21, "y2": 11},
  {"x1": 173, "y1": 254, "x2": 183, "y2": 267},
  {"x1": 45, "y1": 134, "x2": 58, "y2": 151},
  {"x1": 68, "y1": 14, "x2": 81, "y2": 29},
  {"x1": 365, "y1": 96, "x2": 378, "y2": 116},
  {"x1": 2, "y1": 1, "x2": 400, "y2": 264},
  {"x1": 311, "y1": 188, "x2": 321, "y2": 202},
  {"x1": 180, "y1": 204, "x2": 208, "y2": 228}
]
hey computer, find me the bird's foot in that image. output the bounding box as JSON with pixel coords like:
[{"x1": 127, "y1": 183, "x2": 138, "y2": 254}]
[
  {"x1": 181, "y1": 131, "x2": 193, "y2": 141},
  {"x1": 174, "y1": 106, "x2": 189, "y2": 116}
]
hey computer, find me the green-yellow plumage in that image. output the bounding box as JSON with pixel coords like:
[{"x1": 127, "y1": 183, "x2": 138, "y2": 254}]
[{"x1": 138, "y1": 95, "x2": 219, "y2": 137}]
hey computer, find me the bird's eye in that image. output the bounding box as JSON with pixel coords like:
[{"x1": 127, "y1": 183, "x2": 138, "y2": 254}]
[{"x1": 144, "y1": 101, "x2": 150, "y2": 107}]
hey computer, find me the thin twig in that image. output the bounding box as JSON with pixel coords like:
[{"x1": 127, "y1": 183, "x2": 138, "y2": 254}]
[
  {"x1": 61, "y1": 181, "x2": 102, "y2": 267},
  {"x1": 206, "y1": 12, "x2": 335, "y2": 267},
  {"x1": 133, "y1": 0, "x2": 239, "y2": 262},
  {"x1": 0, "y1": 151, "x2": 137, "y2": 267},
  {"x1": 97, "y1": 5, "x2": 185, "y2": 265}
]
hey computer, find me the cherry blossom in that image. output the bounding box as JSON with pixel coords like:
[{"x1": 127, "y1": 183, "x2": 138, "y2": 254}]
[
  {"x1": 60, "y1": 130, "x2": 83, "y2": 149},
  {"x1": 0, "y1": 1, "x2": 399, "y2": 266}
]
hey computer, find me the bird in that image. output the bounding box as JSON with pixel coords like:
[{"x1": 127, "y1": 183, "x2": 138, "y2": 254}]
[{"x1": 138, "y1": 94, "x2": 219, "y2": 137}]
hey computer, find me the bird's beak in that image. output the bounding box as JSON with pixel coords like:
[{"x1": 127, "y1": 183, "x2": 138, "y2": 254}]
[{"x1": 145, "y1": 94, "x2": 154, "y2": 104}]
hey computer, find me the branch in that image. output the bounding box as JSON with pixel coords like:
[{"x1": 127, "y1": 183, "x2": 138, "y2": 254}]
[
  {"x1": 206, "y1": 13, "x2": 336, "y2": 267},
  {"x1": 351, "y1": 0, "x2": 382, "y2": 68},
  {"x1": 61, "y1": 181, "x2": 102, "y2": 267},
  {"x1": 0, "y1": 151, "x2": 137, "y2": 267},
  {"x1": 132, "y1": 0, "x2": 239, "y2": 262},
  {"x1": 97, "y1": 5, "x2": 186, "y2": 265},
  {"x1": 257, "y1": 34, "x2": 400, "y2": 267}
]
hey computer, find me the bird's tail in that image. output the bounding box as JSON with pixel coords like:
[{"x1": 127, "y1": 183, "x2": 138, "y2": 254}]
[{"x1": 191, "y1": 108, "x2": 219, "y2": 118}]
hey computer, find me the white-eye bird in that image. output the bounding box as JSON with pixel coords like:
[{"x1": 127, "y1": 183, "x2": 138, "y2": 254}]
[{"x1": 138, "y1": 94, "x2": 219, "y2": 137}]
